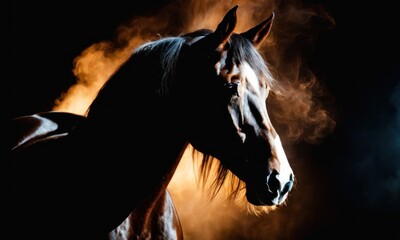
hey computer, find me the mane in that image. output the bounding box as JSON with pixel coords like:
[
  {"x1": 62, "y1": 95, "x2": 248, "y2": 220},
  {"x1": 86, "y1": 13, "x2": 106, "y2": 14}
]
[
  {"x1": 84, "y1": 30, "x2": 279, "y2": 214},
  {"x1": 134, "y1": 37, "x2": 186, "y2": 95},
  {"x1": 84, "y1": 36, "x2": 186, "y2": 120}
]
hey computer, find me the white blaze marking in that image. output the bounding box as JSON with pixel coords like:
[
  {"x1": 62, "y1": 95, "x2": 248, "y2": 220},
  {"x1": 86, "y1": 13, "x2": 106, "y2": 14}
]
[
  {"x1": 273, "y1": 134, "x2": 293, "y2": 189},
  {"x1": 242, "y1": 63, "x2": 261, "y2": 95}
]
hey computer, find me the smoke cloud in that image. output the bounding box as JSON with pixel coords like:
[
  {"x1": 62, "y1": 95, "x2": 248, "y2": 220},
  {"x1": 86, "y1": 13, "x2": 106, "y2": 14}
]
[{"x1": 51, "y1": 0, "x2": 337, "y2": 238}]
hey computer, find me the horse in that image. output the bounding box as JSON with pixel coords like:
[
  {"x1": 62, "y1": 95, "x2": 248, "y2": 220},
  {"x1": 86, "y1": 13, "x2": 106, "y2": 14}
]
[{"x1": 6, "y1": 5, "x2": 294, "y2": 239}]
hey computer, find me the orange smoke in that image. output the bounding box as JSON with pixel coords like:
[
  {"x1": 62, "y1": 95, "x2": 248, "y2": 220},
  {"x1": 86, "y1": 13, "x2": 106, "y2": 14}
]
[
  {"x1": 53, "y1": 41, "x2": 130, "y2": 114},
  {"x1": 265, "y1": 0, "x2": 336, "y2": 144},
  {"x1": 51, "y1": 0, "x2": 336, "y2": 239}
]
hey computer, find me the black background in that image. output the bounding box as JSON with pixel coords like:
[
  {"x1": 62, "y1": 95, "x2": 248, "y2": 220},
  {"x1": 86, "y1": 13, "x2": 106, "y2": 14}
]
[{"x1": 5, "y1": 0, "x2": 400, "y2": 238}]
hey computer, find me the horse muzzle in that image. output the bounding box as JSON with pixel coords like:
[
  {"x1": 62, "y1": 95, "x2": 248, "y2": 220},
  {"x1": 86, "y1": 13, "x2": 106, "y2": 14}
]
[{"x1": 245, "y1": 170, "x2": 295, "y2": 206}]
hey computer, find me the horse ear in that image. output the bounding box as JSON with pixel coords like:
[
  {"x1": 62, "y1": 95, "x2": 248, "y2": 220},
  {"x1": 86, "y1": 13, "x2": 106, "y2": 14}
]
[
  {"x1": 240, "y1": 12, "x2": 275, "y2": 48},
  {"x1": 212, "y1": 5, "x2": 238, "y2": 46},
  {"x1": 189, "y1": 5, "x2": 237, "y2": 51}
]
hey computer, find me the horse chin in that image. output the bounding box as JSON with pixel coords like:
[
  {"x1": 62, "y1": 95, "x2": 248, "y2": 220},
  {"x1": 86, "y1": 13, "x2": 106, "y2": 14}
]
[{"x1": 245, "y1": 186, "x2": 287, "y2": 206}]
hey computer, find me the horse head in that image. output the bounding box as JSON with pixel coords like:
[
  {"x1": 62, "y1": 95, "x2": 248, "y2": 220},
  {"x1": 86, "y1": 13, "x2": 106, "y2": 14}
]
[{"x1": 177, "y1": 5, "x2": 294, "y2": 207}]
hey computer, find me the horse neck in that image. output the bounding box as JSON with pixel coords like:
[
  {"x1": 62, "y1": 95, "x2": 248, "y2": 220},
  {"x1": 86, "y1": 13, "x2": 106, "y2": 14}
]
[
  {"x1": 75, "y1": 109, "x2": 188, "y2": 195},
  {"x1": 71, "y1": 48, "x2": 190, "y2": 216},
  {"x1": 72, "y1": 73, "x2": 189, "y2": 221}
]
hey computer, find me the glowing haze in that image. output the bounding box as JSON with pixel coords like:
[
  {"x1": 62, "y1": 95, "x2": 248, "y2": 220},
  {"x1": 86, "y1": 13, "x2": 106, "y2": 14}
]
[{"x1": 52, "y1": 0, "x2": 336, "y2": 238}]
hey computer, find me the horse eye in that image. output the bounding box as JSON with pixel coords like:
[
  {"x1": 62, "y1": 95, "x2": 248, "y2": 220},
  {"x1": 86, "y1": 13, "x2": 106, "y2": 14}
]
[{"x1": 224, "y1": 82, "x2": 240, "y2": 97}]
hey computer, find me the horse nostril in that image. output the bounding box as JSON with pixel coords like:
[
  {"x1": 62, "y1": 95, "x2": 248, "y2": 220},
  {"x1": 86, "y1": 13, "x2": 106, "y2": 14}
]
[
  {"x1": 267, "y1": 171, "x2": 294, "y2": 196},
  {"x1": 282, "y1": 179, "x2": 294, "y2": 195},
  {"x1": 281, "y1": 173, "x2": 294, "y2": 195},
  {"x1": 267, "y1": 170, "x2": 281, "y2": 195}
]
